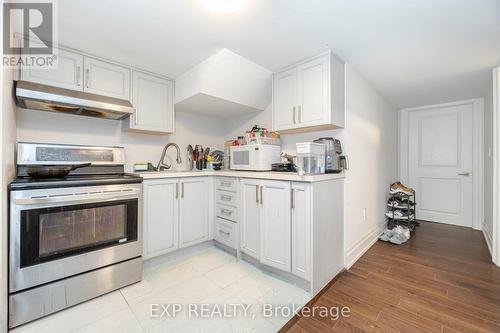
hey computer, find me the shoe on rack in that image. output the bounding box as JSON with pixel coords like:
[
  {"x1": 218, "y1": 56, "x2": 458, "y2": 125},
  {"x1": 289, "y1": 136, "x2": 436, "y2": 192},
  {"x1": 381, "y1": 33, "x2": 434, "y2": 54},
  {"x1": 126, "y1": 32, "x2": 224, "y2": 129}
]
[
  {"x1": 385, "y1": 210, "x2": 414, "y2": 220},
  {"x1": 390, "y1": 182, "x2": 415, "y2": 196},
  {"x1": 387, "y1": 198, "x2": 413, "y2": 209}
]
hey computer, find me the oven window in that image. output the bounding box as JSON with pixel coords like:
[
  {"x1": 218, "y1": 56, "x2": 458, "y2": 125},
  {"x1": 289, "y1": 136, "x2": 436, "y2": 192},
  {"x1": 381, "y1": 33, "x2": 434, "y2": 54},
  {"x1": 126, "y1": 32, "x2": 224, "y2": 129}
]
[
  {"x1": 233, "y1": 151, "x2": 249, "y2": 165},
  {"x1": 20, "y1": 199, "x2": 138, "y2": 268}
]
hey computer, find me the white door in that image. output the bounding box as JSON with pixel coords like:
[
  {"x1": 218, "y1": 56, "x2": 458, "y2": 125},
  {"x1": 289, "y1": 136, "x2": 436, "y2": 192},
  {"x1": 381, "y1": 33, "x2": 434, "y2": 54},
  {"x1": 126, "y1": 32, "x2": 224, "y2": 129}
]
[
  {"x1": 260, "y1": 180, "x2": 291, "y2": 272},
  {"x1": 130, "y1": 71, "x2": 174, "y2": 133},
  {"x1": 408, "y1": 103, "x2": 473, "y2": 227},
  {"x1": 84, "y1": 57, "x2": 130, "y2": 100},
  {"x1": 179, "y1": 177, "x2": 209, "y2": 248},
  {"x1": 143, "y1": 179, "x2": 179, "y2": 258},
  {"x1": 21, "y1": 47, "x2": 84, "y2": 91},
  {"x1": 297, "y1": 55, "x2": 329, "y2": 127},
  {"x1": 273, "y1": 68, "x2": 297, "y2": 131},
  {"x1": 291, "y1": 183, "x2": 311, "y2": 280},
  {"x1": 239, "y1": 179, "x2": 261, "y2": 259}
]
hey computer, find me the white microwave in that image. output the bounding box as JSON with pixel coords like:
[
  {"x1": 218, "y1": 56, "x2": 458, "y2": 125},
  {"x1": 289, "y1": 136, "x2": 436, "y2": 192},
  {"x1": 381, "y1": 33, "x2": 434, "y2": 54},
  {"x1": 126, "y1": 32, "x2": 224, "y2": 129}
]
[{"x1": 230, "y1": 144, "x2": 281, "y2": 171}]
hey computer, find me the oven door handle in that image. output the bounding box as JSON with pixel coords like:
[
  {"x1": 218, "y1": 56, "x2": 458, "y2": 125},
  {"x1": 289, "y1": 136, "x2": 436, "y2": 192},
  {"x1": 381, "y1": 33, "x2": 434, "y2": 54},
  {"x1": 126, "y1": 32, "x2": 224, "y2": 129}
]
[{"x1": 13, "y1": 192, "x2": 139, "y2": 206}]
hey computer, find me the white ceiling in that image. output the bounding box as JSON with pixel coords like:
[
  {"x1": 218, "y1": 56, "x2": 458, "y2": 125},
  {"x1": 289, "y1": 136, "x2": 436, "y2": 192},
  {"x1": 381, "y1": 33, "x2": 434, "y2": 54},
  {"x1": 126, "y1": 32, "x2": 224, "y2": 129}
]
[{"x1": 58, "y1": 0, "x2": 500, "y2": 108}]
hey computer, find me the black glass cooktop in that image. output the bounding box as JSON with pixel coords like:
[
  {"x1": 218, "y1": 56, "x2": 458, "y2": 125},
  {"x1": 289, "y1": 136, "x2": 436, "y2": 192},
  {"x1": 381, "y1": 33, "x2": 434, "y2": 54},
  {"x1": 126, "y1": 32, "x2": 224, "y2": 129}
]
[{"x1": 9, "y1": 174, "x2": 143, "y2": 191}]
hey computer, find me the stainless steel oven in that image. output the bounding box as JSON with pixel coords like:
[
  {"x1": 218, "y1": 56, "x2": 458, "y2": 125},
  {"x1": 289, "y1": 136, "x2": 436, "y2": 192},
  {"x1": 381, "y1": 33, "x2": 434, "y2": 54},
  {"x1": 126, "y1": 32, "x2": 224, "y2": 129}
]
[
  {"x1": 10, "y1": 184, "x2": 142, "y2": 292},
  {"x1": 9, "y1": 143, "x2": 143, "y2": 328}
]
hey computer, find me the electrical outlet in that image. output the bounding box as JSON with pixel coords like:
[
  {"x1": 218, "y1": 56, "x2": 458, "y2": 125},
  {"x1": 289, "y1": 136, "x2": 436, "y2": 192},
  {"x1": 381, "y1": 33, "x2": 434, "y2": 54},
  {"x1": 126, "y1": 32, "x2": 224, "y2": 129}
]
[{"x1": 363, "y1": 208, "x2": 367, "y2": 221}]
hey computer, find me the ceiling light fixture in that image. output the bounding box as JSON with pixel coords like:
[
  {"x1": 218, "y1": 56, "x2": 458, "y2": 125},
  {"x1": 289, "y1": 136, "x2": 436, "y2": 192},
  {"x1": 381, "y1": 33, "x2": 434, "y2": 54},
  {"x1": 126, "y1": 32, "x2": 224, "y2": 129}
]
[{"x1": 201, "y1": 0, "x2": 244, "y2": 14}]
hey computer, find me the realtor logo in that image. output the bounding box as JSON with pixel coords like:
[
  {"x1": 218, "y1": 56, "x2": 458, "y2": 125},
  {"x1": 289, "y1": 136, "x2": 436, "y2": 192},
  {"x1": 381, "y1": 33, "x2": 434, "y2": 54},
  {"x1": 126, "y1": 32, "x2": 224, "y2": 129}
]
[{"x1": 3, "y1": 0, "x2": 57, "y2": 68}]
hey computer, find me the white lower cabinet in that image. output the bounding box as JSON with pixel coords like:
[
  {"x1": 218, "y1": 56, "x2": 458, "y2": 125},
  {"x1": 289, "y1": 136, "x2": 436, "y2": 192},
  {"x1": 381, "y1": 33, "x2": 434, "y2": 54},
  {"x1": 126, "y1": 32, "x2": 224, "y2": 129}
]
[
  {"x1": 143, "y1": 177, "x2": 209, "y2": 259},
  {"x1": 179, "y1": 177, "x2": 209, "y2": 248},
  {"x1": 239, "y1": 179, "x2": 293, "y2": 272},
  {"x1": 239, "y1": 179, "x2": 261, "y2": 259},
  {"x1": 259, "y1": 180, "x2": 291, "y2": 271},
  {"x1": 214, "y1": 217, "x2": 237, "y2": 248},
  {"x1": 291, "y1": 183, "x2": 311, "y2": 280},
  {"x1": 143, "y1": 175, "x2": 344, "y2": 296},
  {"x1": 239, "y1": 179, "x2": 313, "y2": 280},
  {"x1": 143, "y1": 179, "x2": 179, "y2": 259}
]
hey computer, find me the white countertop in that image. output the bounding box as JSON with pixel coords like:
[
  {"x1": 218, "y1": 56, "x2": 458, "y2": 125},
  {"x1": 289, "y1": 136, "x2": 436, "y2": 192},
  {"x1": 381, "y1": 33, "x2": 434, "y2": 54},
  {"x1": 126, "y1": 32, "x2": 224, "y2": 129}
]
[{"x1": 136, "y1": 169, "x2": 345, "y2": 182}]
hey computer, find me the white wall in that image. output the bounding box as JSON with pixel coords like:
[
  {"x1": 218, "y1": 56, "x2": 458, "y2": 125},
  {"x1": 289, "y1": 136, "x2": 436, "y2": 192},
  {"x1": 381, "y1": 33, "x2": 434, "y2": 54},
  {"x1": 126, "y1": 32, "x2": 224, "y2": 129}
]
[
  {"x1": 225, "y1": 65, "x2": 398, "y2": 267},
  {"x1": 484, "y1": 79, "x2": 494, "y2": 254},
  {"x1": 16, "y1": 110, "x2": 225, "y2": 172}
]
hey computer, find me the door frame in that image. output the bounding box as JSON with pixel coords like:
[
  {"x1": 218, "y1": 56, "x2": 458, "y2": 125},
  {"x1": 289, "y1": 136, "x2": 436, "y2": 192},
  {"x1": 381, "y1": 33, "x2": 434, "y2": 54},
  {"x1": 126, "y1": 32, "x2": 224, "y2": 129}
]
[
  {"x1": 493, "y1": 67, "x2": 500, "y2": 265},
  {"x1": 398, "y1": 98, "x2": 484, "y2": 230}
]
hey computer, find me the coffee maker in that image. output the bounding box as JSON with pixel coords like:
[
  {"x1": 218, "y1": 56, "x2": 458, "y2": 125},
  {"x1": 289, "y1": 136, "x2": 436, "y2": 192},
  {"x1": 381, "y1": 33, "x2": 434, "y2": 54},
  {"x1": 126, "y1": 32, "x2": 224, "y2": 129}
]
[{"x1": 313, "y1": 137, "x2": 348, "y2": 173}]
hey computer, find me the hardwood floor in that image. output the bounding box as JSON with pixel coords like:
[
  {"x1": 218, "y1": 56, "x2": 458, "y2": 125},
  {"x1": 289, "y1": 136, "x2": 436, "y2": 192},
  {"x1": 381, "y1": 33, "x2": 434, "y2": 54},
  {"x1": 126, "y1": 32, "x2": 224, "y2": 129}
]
[{"x1": 281, "y1": 221, "x2": 500, "y2": 332}]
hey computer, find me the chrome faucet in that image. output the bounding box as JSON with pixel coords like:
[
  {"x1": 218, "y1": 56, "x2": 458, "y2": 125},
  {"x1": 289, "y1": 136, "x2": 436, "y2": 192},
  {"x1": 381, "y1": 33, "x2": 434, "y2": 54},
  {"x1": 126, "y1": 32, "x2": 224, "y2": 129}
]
[{"x1": 157, "y1": 143, "x2": 182, "y2": 171}]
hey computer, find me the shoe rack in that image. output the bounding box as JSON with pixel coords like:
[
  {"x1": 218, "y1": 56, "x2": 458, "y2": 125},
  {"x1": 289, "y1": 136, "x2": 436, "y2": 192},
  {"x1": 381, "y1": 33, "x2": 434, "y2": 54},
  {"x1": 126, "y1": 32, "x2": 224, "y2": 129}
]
[{"x1": 387, "y1": 189, "x2": 419, "y2": 231}]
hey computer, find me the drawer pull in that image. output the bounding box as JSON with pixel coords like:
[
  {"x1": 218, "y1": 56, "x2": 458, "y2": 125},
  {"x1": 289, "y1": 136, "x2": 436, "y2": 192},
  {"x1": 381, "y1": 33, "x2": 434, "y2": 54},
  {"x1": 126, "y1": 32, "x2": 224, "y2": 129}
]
[
  {"x1": 219, "y1": 230, "x2": 230, "y2": 236},
  {"x1": 221, "y1": 195, "x2": 232, "y2": 201},
  {"x1": 220, "y1": 181, "x2": 232, "y2": 187},
  {"x1": 221, "y1": 209, "x2": 232, "y2": 216}
]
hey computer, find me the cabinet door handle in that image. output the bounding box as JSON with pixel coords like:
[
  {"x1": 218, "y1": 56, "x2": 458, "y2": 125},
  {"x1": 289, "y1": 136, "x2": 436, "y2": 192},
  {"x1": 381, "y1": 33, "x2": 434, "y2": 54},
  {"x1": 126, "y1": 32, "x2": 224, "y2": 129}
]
[
  {"x1": 255, "y1": 185, "x2": 259, "y2": 203},
  {"x1": 76, "y1": 66, "x2": 81, "y2": 86},
  {"x1": 133, "y1": 108, "x2": 138, "y2": 125},
  {"x1": 291, "y1": 189, "x2": 295, "y2": 209},
  {"x1": 293, "y1": 106, "x2": 296, "y2": 124},
  {"x1": 260, "y1": 186, "x2": 263, "y2": 205},
  {"x1": 85, "y1": 69, "x2": 90, "y2": 88},
  {"x1": 298, "y1": 105, "x2": 302, "y2": 123},
  {"x1": 181, "y1": 182, "x2": 184, "y2": 198},
  {"x1": 175, "y1": 182, "x2": 179, "y2": 199}
]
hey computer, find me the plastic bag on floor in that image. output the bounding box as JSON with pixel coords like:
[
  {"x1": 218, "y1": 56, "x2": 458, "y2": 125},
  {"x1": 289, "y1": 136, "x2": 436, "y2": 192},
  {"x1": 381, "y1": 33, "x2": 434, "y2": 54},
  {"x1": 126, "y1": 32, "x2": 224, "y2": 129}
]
[{"x1": 379, "y1": 225, "x2": 411, "y2": 245}]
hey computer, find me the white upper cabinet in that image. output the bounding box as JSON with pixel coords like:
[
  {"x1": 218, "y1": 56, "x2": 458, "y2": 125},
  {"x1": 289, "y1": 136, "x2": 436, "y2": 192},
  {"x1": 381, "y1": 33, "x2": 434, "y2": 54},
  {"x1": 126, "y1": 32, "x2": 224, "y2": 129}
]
[
  {"x1": 143, "y1": 179, "x2": 179, "y2": 259},
  {"x1": 179, "y1": 177, "x2": 209, "y2": 248},
  {"x1": 272, "y1": 51, "x2": 345, "y2": 133},
  {"x1": 239, "y1": 179, "x2": 261, "y2": 259},
  {"x1": 129, "y1": 71, "x2": 174, "y2": 134},
  {"x1": 273, "y1": 68, "x2": 297, "y2": 130},
  {"x1": 21, "y1": 48, "x2": 84, "y2": 91},
  {"x1": 83, "y1": 57, "x2": 130, "y2": 100},
  {"x1": 297, "y1": 55, "x2": 330, "y2": 127},
  {"x1": 259, "y1": 180, "x2": 291, "y2": 272}
]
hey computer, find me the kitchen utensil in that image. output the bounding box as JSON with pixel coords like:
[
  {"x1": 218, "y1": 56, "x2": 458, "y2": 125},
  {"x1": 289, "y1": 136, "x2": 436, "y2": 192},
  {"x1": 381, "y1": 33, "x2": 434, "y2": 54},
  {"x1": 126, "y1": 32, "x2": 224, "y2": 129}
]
[
  {"x1": 26, "y1": 162, "x2": 92, "y2": 178},
  {"x1": 187, "y1": 145, "x2": 194, "y2": 170}
]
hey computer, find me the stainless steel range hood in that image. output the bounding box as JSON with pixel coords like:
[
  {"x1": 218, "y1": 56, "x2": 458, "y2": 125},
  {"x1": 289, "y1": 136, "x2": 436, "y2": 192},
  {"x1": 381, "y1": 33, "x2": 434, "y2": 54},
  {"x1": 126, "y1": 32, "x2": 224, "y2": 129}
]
[{"x1": 15, "y1": 80, "x2": 135, "y2": 120}]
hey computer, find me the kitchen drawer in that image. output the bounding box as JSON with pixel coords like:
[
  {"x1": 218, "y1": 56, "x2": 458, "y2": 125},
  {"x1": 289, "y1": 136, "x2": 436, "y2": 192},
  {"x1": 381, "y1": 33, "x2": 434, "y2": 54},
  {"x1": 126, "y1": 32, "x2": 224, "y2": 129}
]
[
  {"x1": 215, "y1": 217, "x2": 237, "y2": 249},
  {"x1": 216, "y1": 204, "x2": 237, "y2": 222},
  {"x1": 215, "y1": 177, "x2": 238, "y2": 192},
  {"x1": 216, "y1": 189, "x2": 238, "y2": 207}
]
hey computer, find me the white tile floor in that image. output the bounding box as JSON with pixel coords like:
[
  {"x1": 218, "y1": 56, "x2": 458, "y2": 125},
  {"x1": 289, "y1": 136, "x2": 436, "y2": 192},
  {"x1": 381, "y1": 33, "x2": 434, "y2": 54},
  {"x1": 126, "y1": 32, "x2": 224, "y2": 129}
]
[{"x1": 11, "y1": 247, "x2": 311, "y2": 333}]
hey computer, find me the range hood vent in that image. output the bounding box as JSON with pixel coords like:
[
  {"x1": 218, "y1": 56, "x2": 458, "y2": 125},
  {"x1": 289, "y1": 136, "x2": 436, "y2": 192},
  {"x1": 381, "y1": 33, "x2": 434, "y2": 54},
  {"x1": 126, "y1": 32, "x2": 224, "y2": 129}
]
[{"x1": 15, "y1": 80, "x2": 135, "y2": 120}]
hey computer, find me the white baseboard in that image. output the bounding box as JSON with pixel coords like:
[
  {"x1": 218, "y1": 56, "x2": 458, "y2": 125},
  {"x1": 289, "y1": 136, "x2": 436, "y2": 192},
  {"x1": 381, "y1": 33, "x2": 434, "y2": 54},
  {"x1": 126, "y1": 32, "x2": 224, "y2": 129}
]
[
  {"x1": 345, "y1": 222, "x2": 386, "y2": 269},
  {"x1": 482, "y1": 221, "x2": 493, "y2": 258}
]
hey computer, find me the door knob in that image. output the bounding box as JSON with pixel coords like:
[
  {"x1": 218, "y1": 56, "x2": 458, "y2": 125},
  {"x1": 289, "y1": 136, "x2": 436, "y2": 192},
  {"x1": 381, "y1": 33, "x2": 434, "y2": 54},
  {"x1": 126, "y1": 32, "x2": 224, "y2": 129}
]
[{"x1": 457, "y1": 172, "x2": 470, "y2": 176}]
